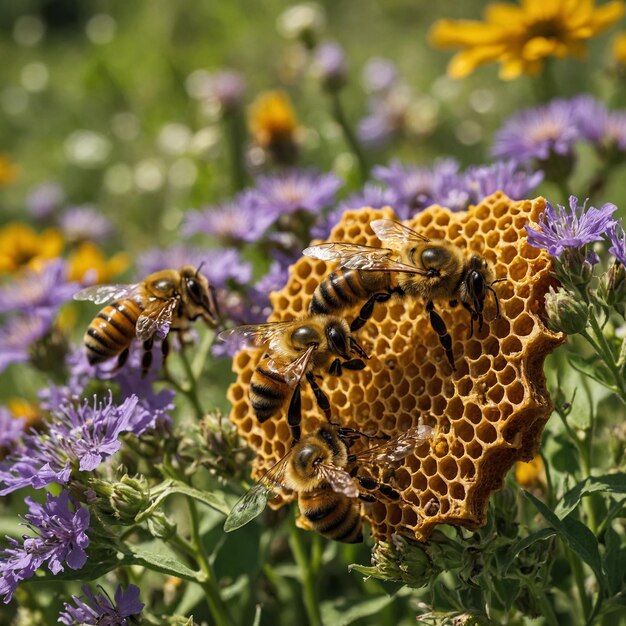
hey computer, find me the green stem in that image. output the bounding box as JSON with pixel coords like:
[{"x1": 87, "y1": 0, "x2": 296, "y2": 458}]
[
  {"x1": 187, "y1": 497, "x2": 234, "y2": 626},
  {"x1": 569, "y1": 550, "x2": 592, "y2": 621},
  {"x1": 527, "y1": 580, "x2": 560, "y2": 626},
  {"x1": 328, "y1": 91, "x2": 368, "y2": 184},
  {"x1": 179, "y1": 348, "x2": 205, "y2": 420},
  {"x1": 288, "y1": 523, "x2": 323, "y2": 626},
  {"x1": 225, "y1": 110, "x2": 247, "y2": 192},
  {"x1": 192, "y1": 328, "x2": 215, "y2": 380}
]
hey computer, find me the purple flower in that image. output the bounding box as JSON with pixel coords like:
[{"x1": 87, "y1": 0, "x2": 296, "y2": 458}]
[
  {"x1": 312, "y1": 183, "x2": 395, "y2": 239},
  {"x1": 313, "y1": 41, "x2": 347, "y2": 91},
  {"x1": 604, "y1": 111, "x2": 626, "y2": 151},
  {"x1": 59, "y1": 584, "x2": 144, "y2": 625},
  {"x1": 253, "y1": 169, "x2": 343, "y2": 216},
  {"x1": 0, "y1": 491, "x2": 89, "y2": 603},
  {"x1": 58, "y1": 206, "x2": 113, "y2": 243},
  {"x1": 182, "y1": 191, "x2": 276, "y2": 243},
  {"x1": 0, "y1": 394, "x2": 146, "y2": 495},
  {"x1": 570, "y1": 94, "x2": 609, "y2": 144},
  {"x1": 526, "y1": 196, "x2": 618, "y2": 257},
  {"x1": 0, "y1": 314, "x2": 52, "y2": 374},
  {"x1": 491, "y1": 98, "x2": 581, "y2": 162},
  {"x1": 463, "y1": 161, "x2": 544, "y2": 204},
  {"x1": 0, "y1": 259, "x2": 77, "y2": 315},
  {"x1": 137, "y1": 245, "x2": 252, "y2": 287},
  {"x1": 189, "y1": 69, "x2": 247, "y2": 112},
  {"x1": 26, "y1": 183, "x2": 65, "y2": 219},
  {"x1": 608, "y1": 220, "x2": 626, "y2": 266},
  {"x1": 362, "y1": 57, "x2": 397, "y2": 94},
  {"x1": 0, "y1": 408, "x2": 24, "y2": 450}
]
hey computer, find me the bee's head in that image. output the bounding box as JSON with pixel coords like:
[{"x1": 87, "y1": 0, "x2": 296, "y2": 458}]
[
  {"x1": 466, "y1": 256, "x2": 500, "y2": 319},
  {"x1": 291, "y1": 324, "x2": 321, "y2": 350},
  {"x1": 180, "y1": 265, "x2": 219, "y2": 326},
  {"x1": 325, "y1": 320, "x2": 350, "y2": 359},
  {"x1": 293, "y1": 441, "x2": 326, "y2": 479}
]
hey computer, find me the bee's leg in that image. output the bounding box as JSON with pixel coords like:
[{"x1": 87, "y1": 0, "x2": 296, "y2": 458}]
[
  {"x1": 348, "y1": 336, "x2": 369, "y2": 360},
  {"x1": 161, "y1": 335, "x2": 170, "y2": 367},
  {"x1": 305, "y1": 372, "x2": 331, "y2": 421},
  {"x1": 461, "y1": 302, "x2": 477, "y2": 338},
  {"x1": 426, "y1": 301, "x2": 456, "y2": 371},
  {"x1": 142, "y1": 337, "x2": 154, "y2": 377},
  {"x1": 350, "y1": 291, "x2": 393, "y2": 332},
  {"x1": 354, "y1": 474, "x2": 409, "y2": 505},
  {"x1": 116, "y1": 347, "x2": 130, "y2": 369},
  {"x1": 328, "y1": 359, "x2": 343, "y2": 377},
  {"x1": 342, "y1": 359, "x2": 366, "y2": 371},
  {"x1": 287, "y1": 384, "x2": 302, "y2": 443}
]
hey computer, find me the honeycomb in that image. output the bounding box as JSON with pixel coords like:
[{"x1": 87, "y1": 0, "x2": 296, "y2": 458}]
[{"x1": 227, "y1": 192, "x2": 563, "y2": 541}]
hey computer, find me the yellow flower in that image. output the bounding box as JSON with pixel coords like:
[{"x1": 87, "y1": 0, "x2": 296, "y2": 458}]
[
  {"x1": 0, "y1": 222, "x2": 64, "y2": 274},
  {"x1": 7, "y1": 398, "x2": 41, "y2": 430},
  {"x1": 248, "y1": 90, "x2": 300, "y2": 163},
  {"x1": 515, "y1": 455, "x2": 546, "y2": 487},
  {"x1": 613, "y1": 31, "x2": 626, "y2": 64},
  {"x1": 0, "y1": 154, "x2": 19, "y2": 186},
  {"x1": 429, "y1": 0, "x2": 626, "y2": 80},
  {"x1": 67, "y1": 241, "x2": 130, "y2": 283}
]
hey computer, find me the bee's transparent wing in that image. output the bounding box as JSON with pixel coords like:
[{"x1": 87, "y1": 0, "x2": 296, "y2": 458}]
[
  {"x1": 136, "y1": 298, "x2": 178, "y2": 341},
  {"x1": 317, "y1": 464, "x2": 359, "y2": 499},
  {"x1": 224, "y1": 453, "x2": 292, "y2": 532},
  {"x1": 304, "y1": 242, "x2": 429, "y2": 275},
  {"x1": 354, "y1": 424, "x2": 434, "y2": 466},
  {"x1": 217, "y1": 321, "x2": 297, "y2": 350},
  {"x1": 267, "y1": 344, "x2": 316, "y2": 387},
  {"x1": 73, "y1": 283, "x2": 141, "y2": 305},
  {"x1": 370, "y1": 219, "x2": 430, "y2": 247}
]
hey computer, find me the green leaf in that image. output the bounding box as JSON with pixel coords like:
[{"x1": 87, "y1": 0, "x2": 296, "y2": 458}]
[
  {"x1": 27, "y1": 552, "x2": 128, "y2": 583},
  {"x1": 125, "y1": 545, "x2": 199, "y2": 581},
  {"x1": 223, "y1": 486, "x2": 269, "y2": 532},
  {"x1": 503, "y1": 528, "x2": 557, "y2": 574},
  {"x1": 567, "y1": 353, "x2": 615, "y2": 392},
  {"x1": 524, "y1": 491, "x2": 606, "y2": 593},
  {"x1": 555, "y1": 474, "x2": 626, "y2": 519},
  {"x1": 603, "y1": 524, "x2": 626, "y2": 597},
  {"x1": 164, "y1": 480, "x2": 230, "y2": 516},
  {"x1": 321, "y1": 593, "x2": 395, "y2": 626}
]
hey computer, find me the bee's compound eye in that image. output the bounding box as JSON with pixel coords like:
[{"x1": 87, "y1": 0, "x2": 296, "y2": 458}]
[
  {"x1": 326, "y1": 325, "x2": 348, "y2": 356},
  {"x1": 471, "y1": 271, "x2": 484, "y2": 294},
  {"x1": 291, "y1": 325, "x2": 319, "y2": 347},
  {"x1": 421, "y1": 247, "x2": 448, "y2": 269},
  {"x1": 153, "y1": 279, "x2": 172, "y2": 294},
  {"x1": 186, "y1": 278, "x2": 204, "y2": 301}
]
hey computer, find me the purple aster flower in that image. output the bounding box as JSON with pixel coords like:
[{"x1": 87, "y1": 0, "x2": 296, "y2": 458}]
[
  {"x1": 603, "y1": 111, "x2": 626, "y2": 151},
  {"x1": 0, "y1": 408, "x2": 24, "y2": 450},
  {"x1": 362, "y1": 57, "x2": 398, "y2": 94},
  {"x1": 253, "y1": 169, "x2": 343, "y2": 216},
  {"x1": 0, "y1": 393, "x2": 145, "y2": 495},
  {"x1": 313, "y1": 41, "x2": 347, "y2": 91},
  {"x1": 312, "y1": 183, "x2": 395, "y2": 239},
  {"x1": 491, "y1": 98, "x2": 581, "y2": 162},
  {"x1": 137, "y1": 245, "x2": 252, "y2": 287},
  {"x1": 0, "y1": 259, "x2": 77, "y2": 315},
  {"x1": 26, "y1": 182, "x2": 65, "y2": 219},
  {"x1": 526, "y1": 195, "x2": 618, "y2": 257},
  {"x1": 59, "y1": 584, "x2": 144, "y2": 626},
  {"x1": 182, "y1": 191, "x2": 276, "y2": 243},
  {"x1": 58, "y1": 206, "x2": 113, "y2": 243},
  {"x1": 608, "y1": 220, "x2": 626, "y2": 266},
  {"x1": 570, "y1": 94, "x2": 609, "y2": 144},
  {"x1": 0, "y1": 491, "x2": 89, "y2": 603},
  {"x1": 190, "y1": 69, "x2": 247, "y2": 112},
  {"x1": 463, "y1": 161, "x2": 544, "y2": 205},
  {"x1": 0, "y1": 314, "x2": 52, "y2": 374}
]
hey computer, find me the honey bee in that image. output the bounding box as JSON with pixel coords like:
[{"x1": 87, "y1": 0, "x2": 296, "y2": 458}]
[
  {"x1": 304, "y1": 219, "x2": 503, "y2": 370},
  {"x1": 74, "y1": 265, "x2": 219, "y2": 374},
  {"x1": 224, "y1": 423, "x2": 434, "y2": 542},
  {"x1": 218, "y1": 315, "x2": 368, "y2": 442}
]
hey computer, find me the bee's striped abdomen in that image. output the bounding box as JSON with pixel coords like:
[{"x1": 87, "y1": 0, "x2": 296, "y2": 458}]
[
  {"x1": 84, "y1": 299, "x2": 142, "y2": 365},
  {"x1": 249, "y1": 357, "x2": 289, "y2": 422},
  {"x1": 299, "y1": 489, "x2": 362, "y2": 543}
]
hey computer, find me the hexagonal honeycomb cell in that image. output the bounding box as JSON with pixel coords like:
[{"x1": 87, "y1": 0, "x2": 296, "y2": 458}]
[{"x1": 227, "y1": 192, "x2": 563, "y2": 541}]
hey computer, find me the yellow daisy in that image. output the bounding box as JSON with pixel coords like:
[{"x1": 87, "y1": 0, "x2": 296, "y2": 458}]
[
  {"x1": 0, "y1": 222, "x2": 64, "y2": 274},
  {"x1": 429, "y1": 0, "x2": 626, "y2": 80},
  {"x1": 67, "y1": 241, "x2": 130, "y2": 284},
  {"x1": 613, "y1": 30, "x2": 626, "y2": 64},
  {"x1": 248, "y1": 90, "x2": 300, "y2": 163},
  {"x1": 515, "y1": 455, "x2": 546, "y2": 488}
]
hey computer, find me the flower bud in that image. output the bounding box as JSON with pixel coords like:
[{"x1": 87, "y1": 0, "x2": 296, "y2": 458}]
[
  {"x1": 598, "y1": 261, "x2": 626, "y2": 318},
  {"x1": 148, "y1": 511, "x2": 177, "y2": 540},
  {"x1": 556, "y1": 248, "x2": 596, "y2": 290},
  {"x1": 313, "y1": 42, "x2": 347, "y2": 92},
  {"x1": 545, "y1": 286, "x2": 589, "y2": 334},
  {"x1": 277, "y1": 3, "x2": 325, "y2": 49},
  {"x1": 110, "y1": 475, "x2": 151, "y2": 523}
]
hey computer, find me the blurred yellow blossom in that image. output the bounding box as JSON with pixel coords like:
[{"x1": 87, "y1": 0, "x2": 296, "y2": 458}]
[
  {"x1": 429, "y1": 0, "x2": 626, "y2": 80},
  {"x1": 249, "y1": 90, "x2": 300, "y2": 163},
  {"x1": 515, "y1": 455, "x2": 546, "y2": 488},
  {"x1": 0, "y1": 154, "x2": 19, "y2": 185},
  {"x1": 0, "y1": 222, "x2": 64, "y2": 274},
  {"x1": 7, "y1": 398, "x2": 41, "y2": 430},
  {"x1": 613, "y1": 31, "x2": 626, "y2": 65},
  {"x1": 67, "y1": 241, "x2": 130, "y2": 283}
]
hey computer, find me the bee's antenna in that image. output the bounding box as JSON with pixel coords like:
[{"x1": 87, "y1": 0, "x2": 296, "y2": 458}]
[{"x1": 196, "y1": 262, "x2": 205, "y2": 276}]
